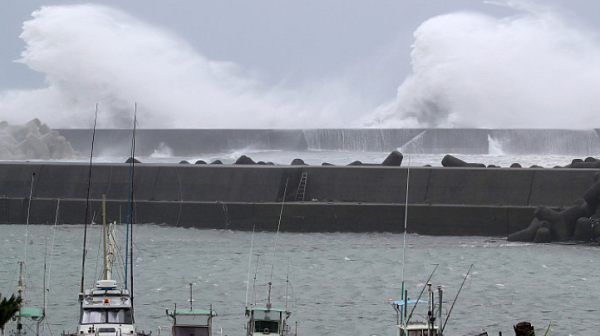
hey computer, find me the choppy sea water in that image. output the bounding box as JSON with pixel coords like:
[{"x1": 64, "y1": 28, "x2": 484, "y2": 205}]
[
  {"x1": 1, "y1": 224, "x2": 598, "y2": 336},
  {"x1": 3, "y1": 151, "x2": 599, "y2": 335}
]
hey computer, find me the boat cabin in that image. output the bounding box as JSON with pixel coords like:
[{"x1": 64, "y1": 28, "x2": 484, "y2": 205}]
[
  {"x1": 166, "y1": 308, "x2": 217, "y2": 336},
  {"x1": 75, "y1": 280, "x2": 137, "y2": 336},
  {"x1": 398, "y1": 323, "x2": 441, "y2": 336},
  {"x1": 245, "y1": 307, "x2": 291, "y2": 336}
]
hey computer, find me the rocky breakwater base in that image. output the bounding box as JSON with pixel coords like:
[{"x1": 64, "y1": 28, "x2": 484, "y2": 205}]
[
  {"x1": 508, "y1": 157, "x2": 600, "y2": 244},
  {"x1": 1, "y1": 151, "x2": 600, "y2": 239},
  {"x1": 0, "y1": 119, "x2": 76, "y2": 160}
]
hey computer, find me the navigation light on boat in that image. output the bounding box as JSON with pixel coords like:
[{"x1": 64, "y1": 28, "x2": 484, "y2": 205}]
[{"x1": 97, "y1": 280, "x2": 117, "y2": 290}]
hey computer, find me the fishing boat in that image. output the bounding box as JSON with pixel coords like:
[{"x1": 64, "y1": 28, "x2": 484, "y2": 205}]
[
  {"x1": 392, "y1": 164, "x2": 443, "y2": 336},
  {"x1": 392, "y1": 283, "x2": 442, "y2": 336},
  {"x1": 8, "y1": 174, "x2": 46, "y2": 336},
  {"x1": 63, "y1": 197, "x2": 147, "y2": 336},
  {"x1": 9, "y1": 261, "x2": 45, "y2": 336},
  {"x1": 243, "y1": 180, "x2": 296, "y2": 336},
  {"x1": 62, "y1": 106, "x2": 147, "y2": 336},
  {"x1": 244, "y1": 282, "x2": 293, "y2": 336},
  {"x1": 164, "y1": 283, "x2": 217, "y2": 336},
  {"x1": 391, "y1": 163, "x2": 472, "y2": 336}
]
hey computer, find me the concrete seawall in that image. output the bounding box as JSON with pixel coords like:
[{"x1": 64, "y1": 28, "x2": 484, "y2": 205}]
[
  {"x1": 0, "y1": 162, "x2": 597, "y2": 235},
  {"x1": 56, "y1": 128, "x2": 600, "y2": 155}
]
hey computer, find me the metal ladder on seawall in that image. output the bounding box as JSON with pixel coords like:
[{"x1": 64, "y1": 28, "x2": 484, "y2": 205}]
[{"x1": 295, "y1": 173, "x2": 308, "y2": 201}]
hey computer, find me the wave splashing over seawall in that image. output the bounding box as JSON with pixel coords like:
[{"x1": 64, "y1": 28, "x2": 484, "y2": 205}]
[
  {"x1": 1, "y1": 5, "x2": 362, "y2": 129},
  {"x1": 369, "y1": 2, "x2": 600, "y2": 128}
]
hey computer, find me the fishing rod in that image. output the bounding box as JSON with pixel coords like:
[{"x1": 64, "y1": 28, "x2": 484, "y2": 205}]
[
  {"x1": 406, "y1": 263, "x2": 439, "y2": 325},
  {"x1": 251, "y1": 256, "x2": 261, "y2": 306},
  {"x1": 80, "y1": 103, "x2": 98, "y2": 299},
  {"x1": 269, "y1": 178, "x2": 289, "y2": 282},
  {"x1": 441, "y1": 264, "x2": 474, "y2": 333}
]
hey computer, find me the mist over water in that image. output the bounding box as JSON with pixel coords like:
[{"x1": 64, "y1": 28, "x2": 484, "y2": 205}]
[{"x1": 369, "y1": 2, "x2": 600, "y2": 128}]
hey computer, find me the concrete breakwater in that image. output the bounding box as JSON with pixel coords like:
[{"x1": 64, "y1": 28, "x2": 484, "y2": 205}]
[
  {"x1": 0, "y1": 161, "x2": 598, "y2": 236},
  {"x1": 57, "y1": 128, "x2": 600, "y2": 155}
]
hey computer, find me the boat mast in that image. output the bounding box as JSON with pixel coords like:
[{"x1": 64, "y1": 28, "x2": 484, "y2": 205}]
[
  {"x1": 106, "y1": 222, "x2": 116, "y2": 281},
  {"x1": 80, "y1": 104, "x2": 99, "y2": 298},
  {"x1": 124, "y1": 103, "x2": 137, "y2": 312},
  {"x1": 102, "y1": 195, "x2": 108, "y2": 280},
  {"x1": 189, "y1": 283, "x2": 194, "y2": 311},
  {"x1": 400, "y1": 157, "x2": 410, "y2": 329},
  {"x1": 19, "y1": 172, "x2": 34, "y2": 336},
  {"x1": 266, "y1": 282, "x2": 272, "y2": 309},
  {"x1": 437, "y1": 286, "x2": 443, "y2": 336},
  {"x1": 42, "y1": 199, "x2": 60, "y2": 336},
  {"x1": 130, "y1": 104, "x2": 137, "y2": 300},
  {"x1": 427, "y1": 283, "x2": 433, "y2": 336},
  {"x1": 245, "y1": 225, "x2": 256, "y2": 309},
  {"x1": 16, "y1": 261, "x2": 23, "y2": 336}
]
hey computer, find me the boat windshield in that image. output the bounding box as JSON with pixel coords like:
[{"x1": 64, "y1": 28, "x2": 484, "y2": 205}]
[
  {"x1": 251, "y1": 310, "x2": 281, "y2": 321},
  {"x1": 81, "y1": 308, "x2": 133, "y2": 324},
  {"x1": 254, "y1": 320, "x2": 279, "y2": 333},
  {"x1": 173, "y1": 326, "x2": 209, "y2": 336}
]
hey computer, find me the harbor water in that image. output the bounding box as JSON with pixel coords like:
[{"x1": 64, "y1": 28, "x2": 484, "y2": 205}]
[
  {"x1": 1, "y1": 224, "x2": 598, "y2": 336},
  {"x1": 2, "y1": 152, "x2": 599, "y2": 336}
]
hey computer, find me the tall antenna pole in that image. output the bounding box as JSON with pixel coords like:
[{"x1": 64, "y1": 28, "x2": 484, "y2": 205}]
[{"x1": 80, "y1": 103, "x2": 98, "y2": 298}]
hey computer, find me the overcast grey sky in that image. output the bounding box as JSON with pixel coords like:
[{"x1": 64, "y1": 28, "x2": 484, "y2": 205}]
[
  {"x1": 0, "y1": 1, "x2": 516, "y2": 91},
  {"x1": 2, "y1": 1, "x2": 600, "y2": 128}
]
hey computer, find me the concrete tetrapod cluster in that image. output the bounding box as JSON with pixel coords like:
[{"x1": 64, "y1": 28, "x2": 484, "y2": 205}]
[
  {"x1": 508, "y1": 173, "x2": 600, "y2": 243},
  {"x1": 441, "y1": 154, "x2": 536, "y2": 168},
  {"x1": 0, "y1": 119, "x2": 76, "y2": 160},
  {"x1": 173, "y1": 151, "x2": 405, "y2": 167}
]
